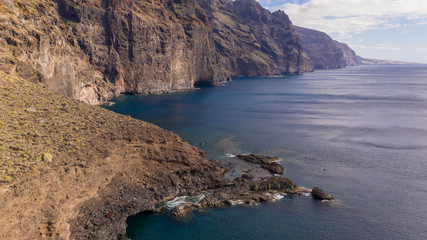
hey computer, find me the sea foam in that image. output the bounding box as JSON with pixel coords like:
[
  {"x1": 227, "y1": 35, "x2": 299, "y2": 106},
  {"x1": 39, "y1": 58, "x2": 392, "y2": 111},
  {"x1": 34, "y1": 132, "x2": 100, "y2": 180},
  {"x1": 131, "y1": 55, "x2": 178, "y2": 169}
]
[{"x1": 165, "y1": 194, "x2": 206, "y2": 209}]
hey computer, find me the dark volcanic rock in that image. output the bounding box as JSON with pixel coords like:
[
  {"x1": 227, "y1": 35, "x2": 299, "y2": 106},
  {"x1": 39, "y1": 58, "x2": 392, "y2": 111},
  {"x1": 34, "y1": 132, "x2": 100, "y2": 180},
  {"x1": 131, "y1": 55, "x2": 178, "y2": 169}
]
[
  {"x1": 294, "y1": 26, "x2": 345, "y2": 69},
  {"x1": 197, "y1": 0, "x2": 314, "y2": 76},
  {"x1": 171, "y1": 176, "x2": 308, "y2": 217},
  {"x1": 311, "y1": 187, "x2": 334, "y2": 200},
  {"x1": 236, "y1": 154, "x2": 284, "y2": 175}
]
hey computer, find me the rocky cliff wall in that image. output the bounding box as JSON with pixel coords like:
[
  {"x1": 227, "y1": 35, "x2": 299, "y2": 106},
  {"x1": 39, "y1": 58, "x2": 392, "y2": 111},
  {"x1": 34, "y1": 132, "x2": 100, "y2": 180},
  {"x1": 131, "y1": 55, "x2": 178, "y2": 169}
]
[
  {"x1": 334, "y1": 41, "x2": 359, "y2": 66},
  {"x1": 294, "y1": 25, "x2": 361, "y2": 69},
  {"x1": 0, "y1": 0, "x2": 317, "y2": 105},
  {"x1": 0, "y1": 0, "x2": 228, "y2": 105},
  {"x1": 294, "y1": 26, "x2": 345, "y2": 69},
  {"x1": 196, "y1": 0, "x2": 313, "y2": 76}
]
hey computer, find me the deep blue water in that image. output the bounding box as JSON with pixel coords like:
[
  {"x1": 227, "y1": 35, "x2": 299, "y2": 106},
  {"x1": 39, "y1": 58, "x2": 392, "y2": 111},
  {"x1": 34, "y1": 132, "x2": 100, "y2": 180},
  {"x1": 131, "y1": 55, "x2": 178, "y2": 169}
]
[{"x1": 105, "y1": 65, "x2": 427, "y2": 240}]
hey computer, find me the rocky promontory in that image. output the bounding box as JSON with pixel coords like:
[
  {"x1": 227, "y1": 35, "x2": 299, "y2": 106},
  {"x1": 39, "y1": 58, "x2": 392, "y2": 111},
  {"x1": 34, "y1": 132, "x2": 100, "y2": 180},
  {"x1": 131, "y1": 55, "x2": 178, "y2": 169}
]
[
  {"x1": 0, "y1": 71, "x2": 229, "y2": 239},
  {"x1": 170, "y1": 176, "x2": 311, "y2": 218},
  {"x1": 236, "y1": 154, "x2": 284, "y2": 175},
  {"x1": 0, "y1": 66, "x2": 341, "y2": 239},
  {"x1": 334, "y1": 41, "x2": 360, "y2": 66},
  {"x1": 294, "y1": 26, "x2": 345, "y2": 69},
  {"x1": 0, "y1": 72, "x2": 329, "y2": 239},
  {"x1": 311, "y1": 187, "x2": 334, "y2": 201}
]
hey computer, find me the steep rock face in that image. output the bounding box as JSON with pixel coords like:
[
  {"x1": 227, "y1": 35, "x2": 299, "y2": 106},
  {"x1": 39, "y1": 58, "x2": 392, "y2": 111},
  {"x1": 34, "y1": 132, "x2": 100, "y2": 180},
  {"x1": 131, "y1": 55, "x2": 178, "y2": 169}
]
[
  {"x1": 196, "y1": 0, "x2": 313, "y2": 76},
  {"x1": 294, "y1": 26, "x2": 345, "y2": 69},
  {"x1": 59, "y1": 0, "x2": 229, "y2": 93},
  {"x1": 0, "y1": 0, "x2": 228, "y2": 104},
  {"x1": 334, "y1": 41, "x2": 359, "y2": 66},
  {"x1": 0, "y1": 0, "x2": 99, "y2": 102}
]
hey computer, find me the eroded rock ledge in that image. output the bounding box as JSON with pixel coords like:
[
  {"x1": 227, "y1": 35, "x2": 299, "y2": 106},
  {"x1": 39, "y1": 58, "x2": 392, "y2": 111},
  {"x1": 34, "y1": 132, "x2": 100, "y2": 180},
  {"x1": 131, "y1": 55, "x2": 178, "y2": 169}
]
[
  {"x1": 169, "y1": 176, "x2": 311, "y2": 218},
  {"x1": 236, "y1": 154, "x2": 284, "y2": 175}
]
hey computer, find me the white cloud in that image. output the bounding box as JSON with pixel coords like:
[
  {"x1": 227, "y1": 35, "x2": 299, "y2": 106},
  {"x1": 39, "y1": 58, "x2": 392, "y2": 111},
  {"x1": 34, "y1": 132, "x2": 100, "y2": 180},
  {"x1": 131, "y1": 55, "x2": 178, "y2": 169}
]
[{"x1": 268, "y1": 0, "x2": 427, "y2": 39}]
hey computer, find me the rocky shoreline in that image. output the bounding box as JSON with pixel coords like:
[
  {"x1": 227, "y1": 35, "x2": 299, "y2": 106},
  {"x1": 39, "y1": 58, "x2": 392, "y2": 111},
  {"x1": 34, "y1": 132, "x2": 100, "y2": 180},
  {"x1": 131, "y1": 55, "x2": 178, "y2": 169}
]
[
  {"x1": 0, "y1": 72, "x2": 334, "y2": 240},
  {"x1": 159, "y1": 154, "x2": 333, "y2": 219}
]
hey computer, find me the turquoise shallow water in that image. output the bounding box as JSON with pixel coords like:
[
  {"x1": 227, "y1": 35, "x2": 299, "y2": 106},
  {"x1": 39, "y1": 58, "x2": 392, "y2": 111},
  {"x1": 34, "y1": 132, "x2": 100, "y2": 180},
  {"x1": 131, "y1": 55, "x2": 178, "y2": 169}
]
[{"x1": 105, "y1": 65, "x2": 427, "y2": 240}]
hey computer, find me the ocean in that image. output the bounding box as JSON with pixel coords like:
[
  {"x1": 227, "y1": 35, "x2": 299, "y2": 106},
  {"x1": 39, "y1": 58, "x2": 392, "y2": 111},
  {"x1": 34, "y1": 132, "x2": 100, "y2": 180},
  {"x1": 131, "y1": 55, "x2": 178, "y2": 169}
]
[{"x1": 104, "y1": 65, "x2": 427, "y2": 240}]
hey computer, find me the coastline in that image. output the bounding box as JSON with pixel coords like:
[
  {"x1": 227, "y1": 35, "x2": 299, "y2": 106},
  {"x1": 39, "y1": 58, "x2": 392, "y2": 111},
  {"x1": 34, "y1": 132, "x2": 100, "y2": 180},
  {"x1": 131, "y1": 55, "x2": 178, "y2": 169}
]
[{"x1": 0, "y1": 72, "x2": 328, "y2": 239}]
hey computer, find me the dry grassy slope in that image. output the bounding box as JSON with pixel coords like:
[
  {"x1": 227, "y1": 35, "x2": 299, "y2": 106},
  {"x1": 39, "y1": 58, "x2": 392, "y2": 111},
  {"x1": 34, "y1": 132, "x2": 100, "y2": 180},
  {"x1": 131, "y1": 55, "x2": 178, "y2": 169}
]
[{"x1": 0, "y1": 71, "x2": 223, "y2": 239}]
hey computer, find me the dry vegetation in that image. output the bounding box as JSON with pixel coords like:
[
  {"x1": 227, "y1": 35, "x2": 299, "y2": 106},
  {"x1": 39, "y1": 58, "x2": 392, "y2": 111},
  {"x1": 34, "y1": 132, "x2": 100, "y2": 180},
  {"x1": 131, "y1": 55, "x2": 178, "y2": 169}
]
[{"x1": 0, "y1": 71, "x2": 146, "y2": 186}]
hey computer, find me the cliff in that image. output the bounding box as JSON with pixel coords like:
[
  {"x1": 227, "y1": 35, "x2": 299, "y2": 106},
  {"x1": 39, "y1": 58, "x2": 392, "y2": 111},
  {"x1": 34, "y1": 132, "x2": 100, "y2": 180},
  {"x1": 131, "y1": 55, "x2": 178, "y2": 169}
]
[
  {"x1": 294, "y1": 26, "x2": 345, "y2": 69},
  {"x1": 196, "y1": 0, "x2": 314, "y2": 76},
  {"x1": 0, "y1": 0, "x2": 314, "y2": 105},
  {"x1": 334, "y1": 41, "x2": 359, "y2": 66},
  {"x1": 0, "y1": 0, "x2": 228, "y2": 105}
]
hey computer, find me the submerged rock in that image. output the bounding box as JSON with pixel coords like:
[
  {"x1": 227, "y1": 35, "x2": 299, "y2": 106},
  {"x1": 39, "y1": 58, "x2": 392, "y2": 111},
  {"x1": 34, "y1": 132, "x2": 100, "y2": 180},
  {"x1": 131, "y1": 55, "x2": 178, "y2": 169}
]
[
  {"x1": 237, "y1": 154, "x2": 284, "y2": 175},
  {"x1": 311, "y1": 187, "x2": 334, "y2": 200}
]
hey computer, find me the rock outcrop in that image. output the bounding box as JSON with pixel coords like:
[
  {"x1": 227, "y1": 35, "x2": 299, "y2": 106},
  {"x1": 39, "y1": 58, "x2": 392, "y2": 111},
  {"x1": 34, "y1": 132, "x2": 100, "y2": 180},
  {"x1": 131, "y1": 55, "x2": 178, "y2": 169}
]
[
  {"x1": 170, "y1": 176, "x2": 312, "y2": 217},
  {"x1": 294, "y1": 26, "x2": 345, "y2": 69},
  {"x1": 311, "y1": 187, "x2": 334, "y2": 200},
  {"x1": 196, "y1": 0, "x2": 314, "y2": 76},
  {"x1": 294, "y1": 25, "x2": 361, "y2": 69},
  {"x1": 236, "y1": 154, "x2": 284, "y2": 175}
]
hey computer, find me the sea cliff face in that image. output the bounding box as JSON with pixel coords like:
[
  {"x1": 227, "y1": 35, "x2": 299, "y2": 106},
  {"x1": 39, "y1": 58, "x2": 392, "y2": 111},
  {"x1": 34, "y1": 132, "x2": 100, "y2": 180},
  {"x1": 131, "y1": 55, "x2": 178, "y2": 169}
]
[
  {"x1": 294, "y1": 26, "x2": 345, "y2": 69},
  {"x1": 0, "y1": 0, "x2": 228, "y2": 105},
  {"x1": 197, "y1": 0, "x2": 314, "y2": 76},
  {"x1": 334, "y1": 41, "x2": 359, "y2": 66},
  {"x1": 0, "y1": 0, "x2": 313, "y2": 105}
]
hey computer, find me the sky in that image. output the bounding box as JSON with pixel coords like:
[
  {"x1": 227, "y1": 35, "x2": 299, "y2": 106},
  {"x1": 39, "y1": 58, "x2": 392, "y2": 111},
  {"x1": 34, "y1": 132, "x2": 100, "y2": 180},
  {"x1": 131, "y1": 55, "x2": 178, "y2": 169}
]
[{"x1": 258, "y1": 0, "x2": 427, "y2": 63}]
